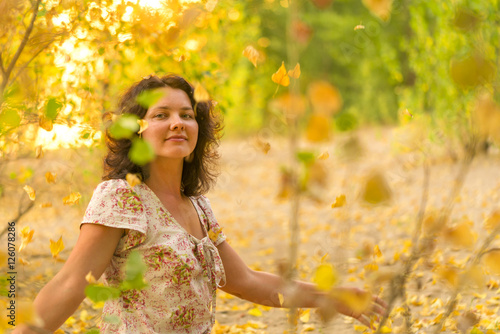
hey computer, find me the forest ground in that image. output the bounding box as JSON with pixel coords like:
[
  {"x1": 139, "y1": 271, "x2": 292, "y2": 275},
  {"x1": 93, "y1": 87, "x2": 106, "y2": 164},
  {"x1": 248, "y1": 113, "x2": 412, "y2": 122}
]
[{"x1": 5, "y1": 126, "x2": 500, "y2": 334}]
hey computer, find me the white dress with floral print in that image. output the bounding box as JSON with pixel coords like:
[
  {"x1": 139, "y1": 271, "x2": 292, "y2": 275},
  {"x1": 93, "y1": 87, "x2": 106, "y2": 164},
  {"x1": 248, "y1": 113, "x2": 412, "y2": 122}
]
[{"x1": 81, "y1": 179, "x2": 226, "y2": 334}]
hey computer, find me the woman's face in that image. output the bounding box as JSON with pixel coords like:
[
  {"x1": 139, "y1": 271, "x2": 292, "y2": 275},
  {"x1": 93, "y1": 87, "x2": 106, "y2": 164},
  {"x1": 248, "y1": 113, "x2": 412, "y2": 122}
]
[{"x1": 141, "y1": 87, "x2": 198, "y2": 161}]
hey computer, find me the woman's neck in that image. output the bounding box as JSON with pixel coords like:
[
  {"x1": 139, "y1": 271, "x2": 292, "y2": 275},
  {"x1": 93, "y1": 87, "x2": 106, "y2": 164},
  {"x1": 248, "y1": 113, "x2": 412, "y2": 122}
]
[{"x1": 144, "y1": 158, "x2": 184, "y2": 199}]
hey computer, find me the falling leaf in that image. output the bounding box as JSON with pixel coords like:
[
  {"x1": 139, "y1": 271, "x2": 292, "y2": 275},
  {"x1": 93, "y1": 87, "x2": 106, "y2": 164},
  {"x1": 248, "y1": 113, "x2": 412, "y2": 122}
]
[
  {"x1": 35, "y1": 145, "x2": 44, "y2": 159},
  {"x1": 299, "y1": 309, "x2": 310, "y2": 323},
  {"x1": 278, "y1": 293, "x2": 285, "y2": 306},
  {"x1": 360, "y1": 170, "x2": 392, "y2": 205},
  {"x1": 331, "y1": 194, "x2": 346, "y2": 208},
  {"x1": 126, "y1": 173, "x2": 142, "y2": 188},
  {"x1": 50, "y1": 236, "x2": 65, "y2": 258},
  {"x1": 109, "y1": 114, "x2": 140, "y2": 139},
  {"x1": 271, "y1": 93, "x2": 307, "y2": 119},
  {"x1": 436, "y1": 265, "x2": 459, "y2": 288},
  {"x1": 19, "y1": 227, "x2": 34, "y2": 252},
  {"x1": 45, "y1": 172, "x2": 56, "y2": 184},
  {"x1": 137, "y1": 119, "x2": 149, "y2": 135},
  {"x1": 313, "y1": 264, "x2": 338, "y2": 291},
  {"x1": 253, "y1": 138, "x2": 271, "y2": 154},
  {"x1": 450, "y1": 53, "x2": 496, "y2": 89},
  {"x1": 39, "y1": 115, "x2": 53, "y2": 131},
  {"x1": 136, "y1": 89, "x2": 166, "y2": 108},
  {"x1": 287, "y1": 63, "x2": 301, "y2": 79},
  {"x1": 307, "y1": 81, "x2": 342, "y2": 115},
  {"x1": 318, "y1": 151, "x2": 329, "y2": 160},
  {"x1": 374, "y1": 245, "x2": 382, "y2": 258},
  {"x1": 362, "y1": 0, "x2": 393, "y2": 21},
  {"x1": 354, "y1": 23, "x2": 365, "y2": 31},
  {"x1": 86, "y1": 271, "x2": 97, "y2": 284},
  {"x1": 403, "y1": 108, "x2": 413, "y2": 118},
  {"x1": 194, "y1": 82, "x2": 210, "y2": 102},
  {"x1": 63, "y1": 192, "x2": 81, "y2": 205},
  {"x1": 129, "y1": 138, "x2": 155, "y2": 166},
  {"x1": 483, "y1": 249, "x2": 500, "y2": 275},
  {"x1": 243, "y1": 45, "x2": 260, "y2": 67},
  {"x1": 330, "y1": 287, "x2": 372, "y2": 314},
  {"x1": 248, "y1": 307, "x2": 262, "y2": 317},
  {"x1": 442, "y1": 219, "x2": 477, "y2": 249},
  {"x1": 453, "y1": 7, "x2": 481, "y2": 31},
  {"x1": 484, "y1": 210, "x2": 500, "y2": 232},
  {"x1": 272, "y1": 62, "x2": 290, "y2": 87},
  {"x1": 23, "y1": 185, "x2": 36, "y2": 201},
  {"x1": 306, "y1": 113, "x2": 330, "y2": 142}
]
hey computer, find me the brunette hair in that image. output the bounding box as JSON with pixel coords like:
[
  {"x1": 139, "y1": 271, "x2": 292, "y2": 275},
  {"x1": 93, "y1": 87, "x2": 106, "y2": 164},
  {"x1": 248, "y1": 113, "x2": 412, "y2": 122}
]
[{"x1": 102, "y1": 74, "x2": 222, "y2": 197}]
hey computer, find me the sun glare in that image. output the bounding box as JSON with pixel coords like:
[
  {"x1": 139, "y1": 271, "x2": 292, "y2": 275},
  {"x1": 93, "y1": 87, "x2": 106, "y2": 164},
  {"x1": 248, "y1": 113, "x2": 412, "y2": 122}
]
[{"x1": 138, "y1": 0, "x2": 163, "y2": 9}]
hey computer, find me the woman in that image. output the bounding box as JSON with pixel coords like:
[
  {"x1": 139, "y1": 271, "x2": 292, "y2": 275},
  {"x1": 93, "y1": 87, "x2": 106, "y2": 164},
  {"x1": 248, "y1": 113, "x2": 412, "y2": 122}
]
[{"x1": 14, "y1": 75, "x2": 385, "y2": 334}]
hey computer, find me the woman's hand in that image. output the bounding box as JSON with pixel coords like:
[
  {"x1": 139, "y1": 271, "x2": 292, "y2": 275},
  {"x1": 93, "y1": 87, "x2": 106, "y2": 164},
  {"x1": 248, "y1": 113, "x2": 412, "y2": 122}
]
[{"x1": 325, "y1": 287, "x2": 387, "y2": 328}]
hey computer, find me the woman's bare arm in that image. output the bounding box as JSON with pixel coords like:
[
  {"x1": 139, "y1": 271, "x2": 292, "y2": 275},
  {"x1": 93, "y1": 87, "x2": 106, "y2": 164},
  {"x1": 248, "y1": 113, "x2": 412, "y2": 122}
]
[{"x1": 13, "y1": 224, "x2": 124, "y2": 334}]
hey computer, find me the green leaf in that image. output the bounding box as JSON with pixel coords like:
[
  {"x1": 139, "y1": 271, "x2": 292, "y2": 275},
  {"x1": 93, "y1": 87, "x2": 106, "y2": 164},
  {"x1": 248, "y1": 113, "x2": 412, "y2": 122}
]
[
  {"x1": 120, "y1": 250, "x2": 148, "y2": 290},
  {"x1": 45, "y1": 98, "x2": 62, "y2": 121},
  {"x1": 82, "y1": 132, "x2": 91, "y2": 139},
  {"x1": 128, "y1": 138, "x2": 155, "y2": 166},
  {"x1": 136, "y1": 89, "x2": 166, "y2": 108},
  {"x1": 296, "y1": 151, "x2": 315, "y2": 165},
  {"x1": 109, "y1": 114, "x2": 140, "y2": 139},
  {"x1": 0, "y1": 108, "x2": 21, "y2": 129},
  {"x1": 84, "y1": 284, "x2": 121, "y2": 303}
]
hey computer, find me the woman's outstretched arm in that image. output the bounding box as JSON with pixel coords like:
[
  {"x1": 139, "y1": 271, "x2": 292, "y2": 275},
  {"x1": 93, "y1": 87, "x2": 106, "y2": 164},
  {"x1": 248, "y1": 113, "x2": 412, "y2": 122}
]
[
  {"x1": 217, "y1": 240, "x2": 386, "y2": 327},
  {"x1": 13, "y1": 224, "x2": 124, "y2": 334}
]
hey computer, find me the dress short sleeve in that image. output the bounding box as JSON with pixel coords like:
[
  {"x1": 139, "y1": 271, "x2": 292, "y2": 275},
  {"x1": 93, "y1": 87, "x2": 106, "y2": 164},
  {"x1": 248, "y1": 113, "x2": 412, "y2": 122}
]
[
  {"x1": 80, "y1": 179, "x2": 147, "y2": 251},
  {"x1": 195, "y1": 195, "x2": 226, "y2": 247}
]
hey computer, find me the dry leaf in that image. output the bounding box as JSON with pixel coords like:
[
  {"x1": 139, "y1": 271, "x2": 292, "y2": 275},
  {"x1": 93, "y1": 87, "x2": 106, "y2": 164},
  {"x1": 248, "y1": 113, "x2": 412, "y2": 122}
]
[
  {"x1": 243, "y1": 45, "x2": 260, "y2": 67},
  {"x1": 253, "y1": 138, "x2": 271, "y2": 154},
  {"x1": 272, "y1": 62, "x2": 290, "y2": 87},
  {"x1": 442, "y1": 219, "x2": 477, "y2": 249},
  {"x1": 318, "y1": 151, "x2": 329, "y2": 160},
  {"x1": 85, "y1": 271, "x2": 96, "y2": 284},
  {"x1": 50, "y1": 236, "x2": 65, "y2": 258},
  {"x1": 63, "y1": 192, "x2": 81, "y2": 205},
  {"x1": 287, "y1": 63, "x2": 301, "y2": 79},
  {"x1": 313, "y1": 264, "x2": 338, "y2": 291},
  {"x1": 39, "y1": 115, "x2": 53, "y2": 131},
  {"x1": 278, "y1": 293, "x2": 285, "y2": 306},
  {"x1": 45, "y1": 172, "x2": 56, "y2": 184},
  {"x1": 331, "y1": 194, "x2": 346, "y2": 208},
  {"x1": 248, "y1": 307, "x2": 262, "y2": 317},
  {"x1": 483, "y1": 249, "x2": 500, "y2": 275},
  {"x1": 436, "y1": 265, "x2": 459, "y2": 288},
  {"x1": 193, "y1": 82, "x2": 210, "y2": 102},
  {"x1": 40, "y1": 202, "x2": 52, "y2": 208},
  {"x1": 306, "y1": 113, "x2": 330, "y2": 142},
  {"x1": 483, "y1": 210, "x2": 500, "y2": 232},
  {"x1": 19, "y1": 227, "x2": 34, "y2": 252},
  {"x1": 299, "y1": 309, "x2": 310, "y2": 323},
  {"x1": 23, "y1": 185, "x2": 36, "y2": 201},
  {"x1": 360, "y1": 170, "x2": 392, "y2": 205},
  {"x1": 126, "y1": 173, "x2": 142, "y2": 188},
  {"x1": 137, "y1": 119, "x2": 149, "y2": 134},
  {"x1": 35, "y1": 145, "x2": 44, "y2": 159},
  {"x1": 308, "y1": 80, "x2": 342, "y2": 115}
]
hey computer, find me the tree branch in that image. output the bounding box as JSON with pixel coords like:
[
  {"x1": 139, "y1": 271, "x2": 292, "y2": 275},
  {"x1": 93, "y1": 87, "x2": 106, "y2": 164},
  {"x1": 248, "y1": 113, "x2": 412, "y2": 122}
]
[
  {"x1": 0, "y1": 53, "x2": 5, "y2": 78},
  {"x1": 4, "y1": 0, "x2": 42, "y2": 86}
]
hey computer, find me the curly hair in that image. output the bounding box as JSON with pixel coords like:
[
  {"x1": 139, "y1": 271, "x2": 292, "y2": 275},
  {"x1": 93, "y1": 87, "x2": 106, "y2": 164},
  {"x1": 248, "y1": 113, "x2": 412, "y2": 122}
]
[{"x1": 102, "y1": 74, "x2": 223, "y2": 197}]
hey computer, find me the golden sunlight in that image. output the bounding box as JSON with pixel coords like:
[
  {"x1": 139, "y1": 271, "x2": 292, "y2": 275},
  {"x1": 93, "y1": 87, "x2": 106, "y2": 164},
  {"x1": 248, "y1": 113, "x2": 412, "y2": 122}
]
[{"x1": 138, "y1": 0, "x2": 163, "y2": 9}]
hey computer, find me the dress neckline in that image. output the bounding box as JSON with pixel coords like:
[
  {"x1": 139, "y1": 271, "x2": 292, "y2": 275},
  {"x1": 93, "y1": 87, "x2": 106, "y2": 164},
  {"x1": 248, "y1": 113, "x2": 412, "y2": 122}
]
[{"x1": 138, "y1": 182, "x2": 208, "y2": 242}]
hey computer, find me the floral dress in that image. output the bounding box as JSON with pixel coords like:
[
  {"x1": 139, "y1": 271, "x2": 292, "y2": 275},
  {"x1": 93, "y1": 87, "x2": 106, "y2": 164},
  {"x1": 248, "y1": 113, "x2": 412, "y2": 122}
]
[{"x1": 80, "y1": 179, "x2": 226, "y2": 334}]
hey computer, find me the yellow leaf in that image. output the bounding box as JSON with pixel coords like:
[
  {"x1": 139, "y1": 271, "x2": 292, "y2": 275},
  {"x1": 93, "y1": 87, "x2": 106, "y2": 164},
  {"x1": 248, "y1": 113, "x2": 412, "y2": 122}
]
[
  {"x1": 442, "y1": 219, "x2": 477, "y2": 249},
  {"x1": 288, "y1": 63, "x2": 301, "y2": 79},
  {"x1": 318, "y1": 151, "x2": 329, "y2": 160},
  {"x1": 306, "y1": 113, "x2": 330, "y2": 142},
  {"x1": 360, "y1": 170, "x2": 392, "y2": 205},
  {"x1": 248, "y1": 307, "x2": 262, "y2": 317},
  {"x1": 85, "y1": 271, "x2": 96, "y2": 284},
  {"x1": 278, "y1": 293, "x2": 285, "y2": 306},
  {"x1": 253, "y1": 138, "x2": 271, "y2": 154},
  {"x1": 40, "y1": 202, "x2": 52, "y2": 208},
  {"x1": 243, "y1": 45, "x2": 260, "y2": 67},
  {"x1": 23, "y1": 185, "x2": 36, "y2": 201},
  {"x1": 362, "y1": 0, "x2": 393, "y2": 21},
  {"x1": 137, "y1": 119, "x2": 149, "y2": 134},
  {"x1": 299, "y1": 309, "x2": 310, "y2": 323},
  {"x1": 437, "y1": 265, "x2": 459, "y2": 288},
  {"x1": 19, "y1": 227, "x2": 34, "y2": 252},
  {"x1": 331, "y1": 194, "x2": 346, "y2": 208},
  {"x1": 301, "y1": 324, "x2": 315, "y2": 332},
  {"x1": 330, "y1": 287, "x2": 372, "y2": 314},
  {"x1": 272, "y1": 62, "x2": 290, "y2": 87},
  {"x1": 45, "y1": 172, "x2": 56, "y2": 184},
  {"x1": 19, "y1": 257, "x2": 30, "y2": 265},
  {"x1": 39, "y1": 115, "x2": 53, "y2": 131},
  {"x1": 126, "y1": 173, "x2": 142, "y2": 188},
  {"x1": 270, "y1": 93, "x2": 307, "y2": 118},
  {"x1": 35, "y1": 145, "x2": 44, "y2": 159},
  {"x1": 483, "y1": 249, "x2": 500, "y2": 275},
  {"x1": 50, "y1": 236, "x2": 65, "y2": 258},
  {"x1": 484, "y1": 210, "x2": 500, "y2": 232},
  {"x1": 374, "y1": 245, "x2": 382, "y2": 258},
  {"x1": 307, "y1": 80, "x2": 342, "y2": 115},
  {"x1": 63, "y1": 192, "x2": 81, "y2": 205},
  {"x1": 208, "y1": 227, "x2": 223, "y2": 243},
  {"x1": 354, "y1": 24, "x2": 365, "y2": 31},
  {"x1": 313, "y1": 264, "x2": 338, "y2": 291},
  {"x1": 193, "y1": 82, "x2": 210, "y2": 102}
]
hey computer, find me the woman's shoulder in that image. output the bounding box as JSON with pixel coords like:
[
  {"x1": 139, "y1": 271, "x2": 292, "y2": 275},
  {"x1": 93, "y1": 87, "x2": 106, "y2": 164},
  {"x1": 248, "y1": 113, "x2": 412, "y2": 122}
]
[{"x1": 94, "y1": 178, "x2": 129, "y2": 192}]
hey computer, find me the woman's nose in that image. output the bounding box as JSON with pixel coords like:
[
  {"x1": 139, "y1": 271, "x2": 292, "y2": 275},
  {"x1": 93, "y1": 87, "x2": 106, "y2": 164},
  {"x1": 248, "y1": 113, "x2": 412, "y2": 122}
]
[{"x1": 170, "y1": 115, "x2": 185, "y2": 130}]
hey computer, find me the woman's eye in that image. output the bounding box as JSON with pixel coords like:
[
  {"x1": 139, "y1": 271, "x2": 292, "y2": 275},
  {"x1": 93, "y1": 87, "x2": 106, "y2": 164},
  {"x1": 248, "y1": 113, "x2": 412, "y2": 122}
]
[
  {"x1": 183, "y1": 114, "x2": 194, "y2": 119},
  {"x1": 154, "y1": 113, "x2": 166, "y2": 119}
]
